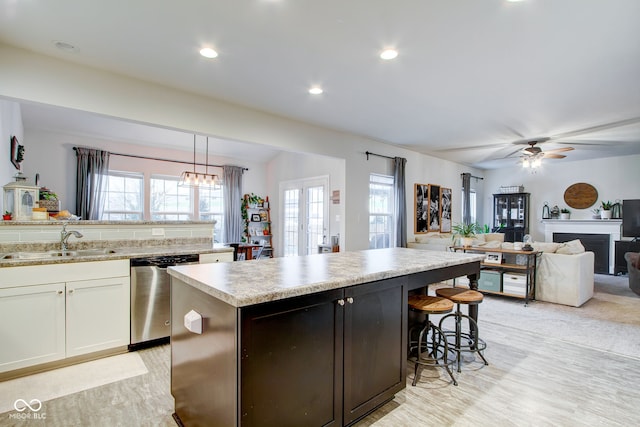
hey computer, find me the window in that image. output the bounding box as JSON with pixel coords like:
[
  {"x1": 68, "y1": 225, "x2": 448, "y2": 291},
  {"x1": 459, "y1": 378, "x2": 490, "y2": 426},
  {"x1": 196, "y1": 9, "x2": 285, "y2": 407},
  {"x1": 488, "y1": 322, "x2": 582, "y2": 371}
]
[
  {"x1": 369, "y1": 174, "x2": 394, "y2": 249},
  {"x1": 199, "y1": 185, "x2": 224, "y2": 241},
  {"x1": 100, "y1": 172, "x2": 143, "y2": 220},
  {"x1": 462, "y1": 190, "x2": 477, "y2": 224},
  {"x1": 150, "y1": 176, "x2": 193, "y2": 220}
]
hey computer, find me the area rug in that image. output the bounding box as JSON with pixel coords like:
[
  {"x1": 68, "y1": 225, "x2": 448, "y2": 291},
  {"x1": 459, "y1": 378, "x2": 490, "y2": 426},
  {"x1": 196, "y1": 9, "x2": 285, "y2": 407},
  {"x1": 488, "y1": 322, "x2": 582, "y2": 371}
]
[
  {"x1": 478, "y1": 274, "x2": 640, "y2": 359},
  {"x1": 0, "y1": 352, "x2": 148, "y2": 414}
]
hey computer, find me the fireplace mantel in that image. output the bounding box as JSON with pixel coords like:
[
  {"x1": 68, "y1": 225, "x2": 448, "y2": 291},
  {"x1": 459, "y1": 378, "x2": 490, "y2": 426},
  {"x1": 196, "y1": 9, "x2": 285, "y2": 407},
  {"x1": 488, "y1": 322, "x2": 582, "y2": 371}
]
[{"x1": 542, "y1": 219, "x2": 622, "y2": 274}]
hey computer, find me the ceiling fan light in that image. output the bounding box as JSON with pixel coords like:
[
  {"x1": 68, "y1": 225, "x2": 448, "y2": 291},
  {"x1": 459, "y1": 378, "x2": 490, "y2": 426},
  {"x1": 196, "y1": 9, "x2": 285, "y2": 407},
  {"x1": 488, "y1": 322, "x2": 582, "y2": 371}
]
[
  {"x1": 532, "y1": 158, "x2": 542, "y2": 168},
  {"x1": 522, "y1": 158, "x2": 530, "y2": 168}
]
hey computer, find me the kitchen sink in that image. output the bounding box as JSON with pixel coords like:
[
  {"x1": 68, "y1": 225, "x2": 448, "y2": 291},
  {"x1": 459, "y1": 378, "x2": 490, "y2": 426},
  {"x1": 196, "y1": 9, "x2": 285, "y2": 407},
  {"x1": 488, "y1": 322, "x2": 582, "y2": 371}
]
[
  {"x1": 1, "y1": 249, "x2": 116, "y2": 260},
  {"x1": 73, "y1": 248, "x2": 117, "y2": 256}
]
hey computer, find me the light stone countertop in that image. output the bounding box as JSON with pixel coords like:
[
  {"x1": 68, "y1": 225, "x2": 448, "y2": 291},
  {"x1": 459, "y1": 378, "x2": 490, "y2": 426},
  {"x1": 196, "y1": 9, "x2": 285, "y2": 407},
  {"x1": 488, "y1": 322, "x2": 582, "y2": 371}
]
[
  {"x1": 0, "y1": 243, "x2": 233, "y2": 267},
  {"x1": 168, "y1": 248, "x2": 485, "y2": 307}
]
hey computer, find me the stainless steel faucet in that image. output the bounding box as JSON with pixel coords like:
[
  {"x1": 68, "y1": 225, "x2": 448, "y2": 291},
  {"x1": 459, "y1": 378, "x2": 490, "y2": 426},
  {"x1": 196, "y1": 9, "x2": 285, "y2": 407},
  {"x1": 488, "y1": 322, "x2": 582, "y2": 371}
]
[{"x1": 61, "y1": 223, "x2": 83, "y2": 251}]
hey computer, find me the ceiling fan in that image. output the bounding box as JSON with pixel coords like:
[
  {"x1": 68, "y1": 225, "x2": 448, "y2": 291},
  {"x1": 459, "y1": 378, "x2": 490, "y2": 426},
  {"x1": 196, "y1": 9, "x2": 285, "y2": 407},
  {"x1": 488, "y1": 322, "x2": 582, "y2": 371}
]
[
  {"x1": 521, "y1": 140, "x2": 574, "y2": 159},
  {"x1": 518, "y1": 139, "x2": 574, "y2": 168}
]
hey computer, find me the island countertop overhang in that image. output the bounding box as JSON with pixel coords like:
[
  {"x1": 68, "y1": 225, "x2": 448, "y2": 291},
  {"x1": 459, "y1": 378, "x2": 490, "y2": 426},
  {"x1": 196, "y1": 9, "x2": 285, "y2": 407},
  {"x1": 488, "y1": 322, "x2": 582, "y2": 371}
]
[{"x1": 168, "y1": 248, "x2": 485, "y2": 307}]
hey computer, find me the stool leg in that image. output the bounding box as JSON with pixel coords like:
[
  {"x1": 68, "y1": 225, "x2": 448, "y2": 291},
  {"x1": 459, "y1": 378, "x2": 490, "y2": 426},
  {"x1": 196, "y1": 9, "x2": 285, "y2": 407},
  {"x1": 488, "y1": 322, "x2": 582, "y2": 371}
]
[
  {"x1": 429, "y1": 321, "x2": 458, "y2": 386},
  {"x1": 412, "y1": 321, "x2": 427, "y2": 386}
]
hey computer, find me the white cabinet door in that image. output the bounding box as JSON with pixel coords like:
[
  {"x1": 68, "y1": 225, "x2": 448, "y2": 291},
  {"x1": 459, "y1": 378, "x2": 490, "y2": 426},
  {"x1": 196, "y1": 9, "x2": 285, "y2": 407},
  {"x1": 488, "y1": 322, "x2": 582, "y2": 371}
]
[
  {"x1": 0, "y1": 283, "x2": 66, "y2": 373},
  {"x1": 199, "y1": 252, "x2": 234, "y2": 263},
  {"x1": 66, "y1": 276, "x2": 130, "y2": 357}
]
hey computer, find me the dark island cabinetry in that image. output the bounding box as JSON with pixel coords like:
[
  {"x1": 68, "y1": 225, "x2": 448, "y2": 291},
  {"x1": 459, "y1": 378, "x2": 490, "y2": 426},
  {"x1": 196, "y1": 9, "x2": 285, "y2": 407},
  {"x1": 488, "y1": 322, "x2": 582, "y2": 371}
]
[
  {"x1": 173, "y1": 275, "x2": 407, "y2": 427},
  {"x1": 240, "y1": 277, "x2": 406, "y2": 426}
]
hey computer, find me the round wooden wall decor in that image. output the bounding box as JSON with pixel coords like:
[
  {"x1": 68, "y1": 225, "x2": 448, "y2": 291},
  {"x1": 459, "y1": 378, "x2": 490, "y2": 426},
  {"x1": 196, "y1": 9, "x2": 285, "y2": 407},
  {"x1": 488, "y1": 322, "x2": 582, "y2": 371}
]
[{"x1": 563, "y1": 183, "x2": 598, "y2": 209}]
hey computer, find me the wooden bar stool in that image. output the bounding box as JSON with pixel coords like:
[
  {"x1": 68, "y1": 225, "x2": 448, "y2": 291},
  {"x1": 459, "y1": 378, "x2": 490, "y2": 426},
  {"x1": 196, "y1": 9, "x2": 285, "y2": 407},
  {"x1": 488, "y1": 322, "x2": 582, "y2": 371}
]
[
  {"x1": 408, "y1": 295, "x2": 458, "y2": 386},
  {"x1": 435, "y1": 287, "x2": 489, "y2": 372}
]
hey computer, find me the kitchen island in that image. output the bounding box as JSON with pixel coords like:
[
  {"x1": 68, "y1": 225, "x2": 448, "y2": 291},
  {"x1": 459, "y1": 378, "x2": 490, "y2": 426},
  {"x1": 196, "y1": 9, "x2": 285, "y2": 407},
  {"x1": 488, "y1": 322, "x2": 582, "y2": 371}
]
[{"x1": 168, "y1": 248, "x2": 484, "y2": 427}]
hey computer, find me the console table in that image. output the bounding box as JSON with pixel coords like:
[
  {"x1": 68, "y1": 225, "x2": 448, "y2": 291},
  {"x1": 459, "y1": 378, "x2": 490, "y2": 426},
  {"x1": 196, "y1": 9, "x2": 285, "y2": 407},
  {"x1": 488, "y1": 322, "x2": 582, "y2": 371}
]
[{"x1": 452, "y1": 246, "x2": 540, "y2": 306}]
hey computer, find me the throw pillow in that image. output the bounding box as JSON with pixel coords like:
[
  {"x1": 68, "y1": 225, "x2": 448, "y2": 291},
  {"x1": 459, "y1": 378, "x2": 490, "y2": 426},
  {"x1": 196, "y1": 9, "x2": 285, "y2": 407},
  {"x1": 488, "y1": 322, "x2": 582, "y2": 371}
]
[
  {"x1": 531, "y1": 242, "x2": 561, "y2": 253},
  {"x1": 556, "y1": 239, "x2": 586, "y2": 255}
]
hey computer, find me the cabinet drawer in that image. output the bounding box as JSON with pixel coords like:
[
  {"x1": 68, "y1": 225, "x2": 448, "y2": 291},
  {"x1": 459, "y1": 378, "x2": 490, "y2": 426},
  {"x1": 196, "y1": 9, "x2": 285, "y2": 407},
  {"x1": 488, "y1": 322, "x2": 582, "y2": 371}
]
[
  {"x1": 478, "y1": 270, "x2": 501, "y2": 292},
  {"x1": 199, "y1": 252, "x2": 234, "y2": 263}
]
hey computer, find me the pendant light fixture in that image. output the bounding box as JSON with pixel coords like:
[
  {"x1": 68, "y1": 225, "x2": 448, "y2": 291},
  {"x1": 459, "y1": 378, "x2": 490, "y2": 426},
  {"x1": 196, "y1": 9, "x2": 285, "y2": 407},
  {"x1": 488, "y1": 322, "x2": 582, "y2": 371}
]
[{"x1": 179, "y1": 135, "x2": 218, "y2": 187}]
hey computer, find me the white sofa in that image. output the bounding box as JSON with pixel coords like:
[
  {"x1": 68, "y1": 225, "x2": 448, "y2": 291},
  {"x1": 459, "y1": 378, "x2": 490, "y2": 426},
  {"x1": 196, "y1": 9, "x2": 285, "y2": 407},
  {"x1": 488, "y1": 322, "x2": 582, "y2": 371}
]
[
  {"x1": 533, "y1": 241, "x2": 595, "y2": 307},
  {"x1": 407, "y1": 232, "x2": 505, "y2": 252}
]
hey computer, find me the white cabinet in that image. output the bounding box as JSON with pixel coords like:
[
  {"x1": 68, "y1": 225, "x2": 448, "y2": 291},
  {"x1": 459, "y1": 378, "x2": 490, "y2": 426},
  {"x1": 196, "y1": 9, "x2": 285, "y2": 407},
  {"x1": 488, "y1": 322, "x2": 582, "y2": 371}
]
[
  {"x1": 0, "y1": 260, "x2": 130, "y2": 373},
  {"x1": 0, "y1": 283, "x2": 66, "y2": 372},
  {"x1": 199, "y1": 252, "x2": 234, "y2": 264},
  {"x1": 66, "y1": 276, "x2": 130, "y2": 357}
]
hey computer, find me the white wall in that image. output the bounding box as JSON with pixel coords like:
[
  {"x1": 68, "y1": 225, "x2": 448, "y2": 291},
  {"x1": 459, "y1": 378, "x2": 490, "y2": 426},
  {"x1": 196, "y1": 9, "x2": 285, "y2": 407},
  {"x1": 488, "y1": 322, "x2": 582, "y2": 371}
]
[
  {"x1": 20, "y1": 127, "x2": 268, "y2": 217},
  {"x1": 483, "y1": 154, "x2": 640, "y2": 242},
  {"x1": 0, "y1": 99, "x2": 24, "y2": 201},
  {"x1": 0, "y1": 43, "x2": 484, "y2": 250}
]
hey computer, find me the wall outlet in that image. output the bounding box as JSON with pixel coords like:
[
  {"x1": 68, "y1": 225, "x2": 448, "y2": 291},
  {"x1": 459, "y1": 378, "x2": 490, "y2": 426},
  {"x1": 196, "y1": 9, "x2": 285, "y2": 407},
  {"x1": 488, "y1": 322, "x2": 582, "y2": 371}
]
[{"x1": 152, "y1": 228, "x2": 165, "y2": 236}]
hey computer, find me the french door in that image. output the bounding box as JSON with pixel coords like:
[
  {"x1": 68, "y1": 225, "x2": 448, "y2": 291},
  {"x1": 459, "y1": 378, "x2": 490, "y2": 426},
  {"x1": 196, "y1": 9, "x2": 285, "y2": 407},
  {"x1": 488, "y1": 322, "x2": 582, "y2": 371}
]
[{"x1": 281, "y1": 177, "x2": 329, "y2": 256}]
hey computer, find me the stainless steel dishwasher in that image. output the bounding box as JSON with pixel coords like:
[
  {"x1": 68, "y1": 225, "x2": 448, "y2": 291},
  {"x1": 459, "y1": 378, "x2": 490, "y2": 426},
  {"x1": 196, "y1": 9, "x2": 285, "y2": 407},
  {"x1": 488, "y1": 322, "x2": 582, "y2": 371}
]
[{"x1": 130, "y1": 254, "x2": 199, "y2": 349}]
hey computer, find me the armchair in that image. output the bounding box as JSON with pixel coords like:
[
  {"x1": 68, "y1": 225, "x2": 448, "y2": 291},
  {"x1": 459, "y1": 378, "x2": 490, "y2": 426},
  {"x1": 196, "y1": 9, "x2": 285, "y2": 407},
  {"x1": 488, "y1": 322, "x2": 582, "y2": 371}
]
[{"x1": 624, "y1": 252, "x2": 640, "y2": 296}]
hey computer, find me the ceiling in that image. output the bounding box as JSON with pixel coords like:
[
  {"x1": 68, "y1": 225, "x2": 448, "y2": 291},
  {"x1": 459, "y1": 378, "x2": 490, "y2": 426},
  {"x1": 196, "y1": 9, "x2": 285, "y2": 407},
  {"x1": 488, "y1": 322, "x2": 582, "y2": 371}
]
[{"x1": 1, "y1": 0, "x2": 639, "y2": 169}]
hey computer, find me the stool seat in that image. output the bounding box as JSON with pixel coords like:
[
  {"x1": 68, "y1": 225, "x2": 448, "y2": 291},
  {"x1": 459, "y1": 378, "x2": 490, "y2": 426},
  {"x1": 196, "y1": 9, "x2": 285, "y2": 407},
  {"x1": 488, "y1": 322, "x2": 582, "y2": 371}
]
[
  {"x1": 436, "y1": 287, "x2": 484, "y2": 304},
  {"x1": 409, "y1": 295, "x2": 454, "y2": 314}
]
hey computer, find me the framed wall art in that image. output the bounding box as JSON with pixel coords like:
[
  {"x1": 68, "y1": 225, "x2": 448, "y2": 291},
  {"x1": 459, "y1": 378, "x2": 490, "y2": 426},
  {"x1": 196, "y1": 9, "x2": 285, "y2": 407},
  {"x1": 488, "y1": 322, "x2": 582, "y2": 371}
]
[
  {"x1": 414, "y1": 183, "x2": 429, "y2": 233},
  {"x1": 440, "y1": 187, "x2": 452, "y2": 233},
  {"x1": 428, "y1": 184, "x2": 440, "y2": 232},
  {"x1": 10, "y1": 136, "x2": 24, "y2": 170}
]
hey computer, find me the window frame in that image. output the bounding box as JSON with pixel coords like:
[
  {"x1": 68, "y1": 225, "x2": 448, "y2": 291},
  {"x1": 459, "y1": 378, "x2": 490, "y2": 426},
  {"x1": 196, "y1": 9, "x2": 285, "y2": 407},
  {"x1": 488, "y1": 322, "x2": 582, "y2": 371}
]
[
  {"x1": 100, "y1": 171, "x2": 144, "y2": 220},
  {"x1": 368, "y1": 173, "x2": 395, "y2": 249}
]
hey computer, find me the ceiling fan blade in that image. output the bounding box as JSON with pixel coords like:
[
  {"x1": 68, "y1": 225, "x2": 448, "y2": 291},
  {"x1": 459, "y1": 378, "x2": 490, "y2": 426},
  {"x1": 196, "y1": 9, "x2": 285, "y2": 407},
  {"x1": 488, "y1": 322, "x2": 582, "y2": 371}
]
[
  {"x1": 545, "y1": 146, "x2": 574, "y2": 154},
  {"x1": 555, "y1": 139, "x2": 621, "y2": 146},
  {"x1": 549, "y1": 117, "x2": 640, "y2": 140},
  {"x1": 543, "y1": 153, "x2": 566, "y2": 159},
  {"x1": 434, "y1": 142, "x2": 509, "y2": 153}
]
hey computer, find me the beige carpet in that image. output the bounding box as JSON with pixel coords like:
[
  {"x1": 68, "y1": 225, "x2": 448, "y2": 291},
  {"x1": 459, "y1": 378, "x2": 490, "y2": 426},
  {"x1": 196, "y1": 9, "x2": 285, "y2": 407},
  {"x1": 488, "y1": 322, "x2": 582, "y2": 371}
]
[
  {"x1": 477, "y1": 274, "x2": 640, "y2": 359},
  {"x1": 0, "y1": 352, "x2": 148, "y2": 414}
]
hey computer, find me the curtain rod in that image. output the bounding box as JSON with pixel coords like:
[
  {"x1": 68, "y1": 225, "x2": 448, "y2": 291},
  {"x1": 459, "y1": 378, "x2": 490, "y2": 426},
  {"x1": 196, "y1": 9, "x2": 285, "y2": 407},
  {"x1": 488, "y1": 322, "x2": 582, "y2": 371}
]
[
  {"x1": 461, "y1": 173, "x2": 484, "y2": 180},
  {"x1": 73, "y1": 147, "x2": 249, "y2": 171},
  {"x1": 365, "y1": 151, "x2": 395, "y2": 160}
]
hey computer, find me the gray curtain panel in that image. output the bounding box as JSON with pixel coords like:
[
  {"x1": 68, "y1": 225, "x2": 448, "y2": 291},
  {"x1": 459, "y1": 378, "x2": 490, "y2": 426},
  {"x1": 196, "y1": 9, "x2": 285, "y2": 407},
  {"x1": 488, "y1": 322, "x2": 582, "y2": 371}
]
[
  {"x1": 222, "y1": 165, "x2": 244, "y2": 244},
  {"x1": 394, "y1": 157, "x2": 407, "y2": 247},
  {"x1": 461, "y1": 172, "x2": 471, "y2": 226},
  {"x1": 75, "y1": 147, "x2": 110, "y2": 220}
]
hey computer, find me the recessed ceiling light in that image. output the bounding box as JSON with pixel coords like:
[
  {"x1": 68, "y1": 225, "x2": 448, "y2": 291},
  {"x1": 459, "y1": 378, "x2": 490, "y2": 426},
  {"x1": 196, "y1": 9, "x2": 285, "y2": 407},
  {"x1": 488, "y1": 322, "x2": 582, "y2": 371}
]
[
  {"x1": 199, "y1": 47, "x2": 218, "y2": 59},
  {"x1": 53, "y1": 41, "x2": 78, "y2": 53},
  {"x1": 309, "y1": 87, "x2": 323, "y2": 95},
  {"x1": 380, "y1": 49, "x2": 398, "y2": 60}
]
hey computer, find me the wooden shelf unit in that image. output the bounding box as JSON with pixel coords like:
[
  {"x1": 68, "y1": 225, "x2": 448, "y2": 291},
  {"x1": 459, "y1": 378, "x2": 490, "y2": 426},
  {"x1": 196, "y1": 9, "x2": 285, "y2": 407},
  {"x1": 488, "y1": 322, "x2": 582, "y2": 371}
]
[
  {"x1": 452, "y1": 246, "x2": 540, "y2": 305},
  {"x1": 242, "y1": 194, "x2": 273, "y2": 259}
]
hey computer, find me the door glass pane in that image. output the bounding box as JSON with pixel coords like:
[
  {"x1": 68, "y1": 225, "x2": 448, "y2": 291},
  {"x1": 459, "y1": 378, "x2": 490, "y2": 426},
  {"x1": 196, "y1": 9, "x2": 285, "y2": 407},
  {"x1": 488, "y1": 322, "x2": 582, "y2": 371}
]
[
  {"x1": 283, "y1": 189, "x2": 299, "y2": 257},
  {"x1": 306, "y1": 186, "x2": 324, "y2": 255}
]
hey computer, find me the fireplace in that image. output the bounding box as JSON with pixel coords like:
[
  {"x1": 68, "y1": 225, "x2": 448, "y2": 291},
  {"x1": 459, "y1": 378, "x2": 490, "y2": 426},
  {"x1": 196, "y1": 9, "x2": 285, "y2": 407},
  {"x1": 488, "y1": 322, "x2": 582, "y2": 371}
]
[
  {"x1": 553, "y1": 233, "x2": 610, "y2": 274},
  {"x1": 543, "y1": 219, "x2": 622, "y2": 274}
]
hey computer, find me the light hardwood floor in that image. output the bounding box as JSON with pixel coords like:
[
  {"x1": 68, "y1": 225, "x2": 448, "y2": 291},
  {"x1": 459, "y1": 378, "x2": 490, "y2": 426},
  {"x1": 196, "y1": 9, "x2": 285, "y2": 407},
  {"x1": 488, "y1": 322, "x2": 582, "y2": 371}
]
[{"x1": 1, "y1": 278, "x2": 639, "y2": 426}]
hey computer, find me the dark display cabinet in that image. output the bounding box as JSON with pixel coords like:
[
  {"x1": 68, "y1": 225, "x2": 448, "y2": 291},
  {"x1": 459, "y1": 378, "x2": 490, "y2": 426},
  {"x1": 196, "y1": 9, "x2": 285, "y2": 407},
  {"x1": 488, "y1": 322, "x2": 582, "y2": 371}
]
[{"x1": 493, "y1": 193, "x2": 530, "y2": 242}]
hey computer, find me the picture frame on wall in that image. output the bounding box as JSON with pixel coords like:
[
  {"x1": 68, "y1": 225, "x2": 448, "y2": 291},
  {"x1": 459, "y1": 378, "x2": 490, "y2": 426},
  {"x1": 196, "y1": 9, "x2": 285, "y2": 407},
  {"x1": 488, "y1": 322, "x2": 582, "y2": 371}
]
[
  {"x1": 440, "y1": 187, "x2": 452, "y2": 233},
  {"x1": 10, "y1": 136, "x2": 23, "y2": 170},
  {"x1": 428, "y1": 184, "x2": 440, "y2": 232},
  {"x1": 414, "y1": 183, "x2": 429, "y2": 233}
]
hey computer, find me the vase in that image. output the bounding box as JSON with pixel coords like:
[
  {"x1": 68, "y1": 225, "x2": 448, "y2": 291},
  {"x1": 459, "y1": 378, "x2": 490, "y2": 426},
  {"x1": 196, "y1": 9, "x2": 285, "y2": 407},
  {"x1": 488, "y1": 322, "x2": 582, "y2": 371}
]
[
  {"x1": 600, "y1": 210, "x2": 612, "y2": 219},
  {"x1": 560, "y1": 213, "x2": 570, "y2": 220},
  {"x1": 461, "y1": 237, "x2": 474, "y2": 247}
]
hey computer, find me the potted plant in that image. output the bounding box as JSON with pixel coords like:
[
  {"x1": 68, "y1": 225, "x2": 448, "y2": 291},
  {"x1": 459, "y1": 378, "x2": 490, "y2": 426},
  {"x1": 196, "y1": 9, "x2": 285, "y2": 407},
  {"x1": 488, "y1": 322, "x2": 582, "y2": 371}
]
[
  {"x1": 560, "y1": 208, "x2": 570, "y2": 220},
  {"x1": 591, "y1": 208, "x2": 600, "y2": 219},
  {"x1": 3, "y1": 211, "x2": 12, "y2": 220},
  {"x1": 600, "y1": 201, "x2": 613, "y2": 219},
  {"x1": 452, "y1": 222, "x2": 479, "y2": 247}
]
